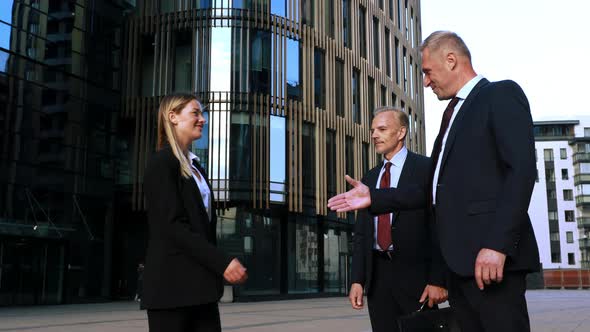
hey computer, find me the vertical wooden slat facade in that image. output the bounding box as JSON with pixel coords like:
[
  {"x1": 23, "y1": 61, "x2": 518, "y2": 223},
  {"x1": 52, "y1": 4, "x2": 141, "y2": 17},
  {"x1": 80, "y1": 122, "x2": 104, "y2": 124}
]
[{"x1": 123, "y1": 0, "x2": 425, "y2": 215}]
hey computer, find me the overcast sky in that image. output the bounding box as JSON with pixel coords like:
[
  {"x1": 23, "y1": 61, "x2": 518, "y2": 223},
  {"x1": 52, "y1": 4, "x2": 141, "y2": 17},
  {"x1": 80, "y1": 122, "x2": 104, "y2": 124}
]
[{"x1": 421, "y1": 0, "x2": 590, "y2": 153}]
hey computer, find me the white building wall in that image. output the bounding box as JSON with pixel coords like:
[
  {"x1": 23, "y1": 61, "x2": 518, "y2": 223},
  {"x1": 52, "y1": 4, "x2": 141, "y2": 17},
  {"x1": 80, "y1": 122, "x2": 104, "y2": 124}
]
[
  {"x1": 574, "y1": 117, "x2": 590, "y2": 267},
  {"x1": 529, "y1": 147, "x2": 550, "y2": 268},
  {"x1": 529, "y1": 141, "x2": 580, "y2": 269},
  {"x1": 529, "y1": 117, "x2": 590, "y2": 270},
  {"x1": 573, "y1": 117, "x2": 590, "y2": 137},
  {"x1": 553, "y1": 142, "x2": 580, "y2": 268}
]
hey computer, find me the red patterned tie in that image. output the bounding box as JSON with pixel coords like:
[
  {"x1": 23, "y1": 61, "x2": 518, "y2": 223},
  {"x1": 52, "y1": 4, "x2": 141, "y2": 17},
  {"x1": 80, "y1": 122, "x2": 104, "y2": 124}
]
[
  {"x1": 377, "y1": 162, "x2": 393, "y2": 250},
  {"x1": 429, "y1": 97, "x2": 460, "y2": 207}
]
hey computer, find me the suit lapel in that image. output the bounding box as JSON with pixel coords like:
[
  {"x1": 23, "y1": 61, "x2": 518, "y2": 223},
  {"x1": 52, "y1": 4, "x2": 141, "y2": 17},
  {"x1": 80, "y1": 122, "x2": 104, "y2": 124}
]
[
  {"x1": 192, "y1": 159, "x2": 216, "y2": 223},
  {"x1": 365, "y1": 165, "x2": 382, "y2": 240},
  {"x1": 439, "y1": 78, "x2": 489, "y2": 172},
  {"x1": 396, "y1": 151, "x2": 415, "y2": 189},
  {"x1": 193, "y1": 160, "x2": 213, "y2": 194},
  {"x1": 183, "y1": 173, "x2": 208, "y2": 218}
]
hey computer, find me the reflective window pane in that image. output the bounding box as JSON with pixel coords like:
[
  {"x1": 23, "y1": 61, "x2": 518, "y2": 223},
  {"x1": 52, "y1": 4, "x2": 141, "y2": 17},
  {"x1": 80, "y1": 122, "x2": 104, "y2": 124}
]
[
  {"x1": 335, "y1": 59, "x2": 344, "y2": 117},
  {"x1": 286, "y1": 39, "x2": 301, "y2": 100},
  {"x1": 302, "y1": 0, "x2": 314, "y2": 27},
  {"x1": 314, "y1": 48, "x2": 325, "y2": 109},
  {"x1": 0, "y1": 49, "x2": 8, "y2": 73},
  {"x1": 367, "y1": 77, "x2": 375, "y2": 122},
  {"x1": 362, "y1": 143, "x2": 370, "y2": 174},
  {"x1": 270, "y1": 115, "x2": 286, "y2": 203},
  {"x1": 302, "y1": 123, "x2": 315, "y2": 202},
  {"x1": 325, "y1": 0, "x2": 334, "y2": 38},
  {"x1": 250, "y1": 29, "x2": 271, "y2": 94},
  {"x1": 218, "y1": 209, "x2": 281, "y2": 296},
  {"x1": 342, "y1": 0, "x2": 351, "y2": 48},
  {"x1": 326, "y1": 130, "x2": 336, "y2": 197},
  {"x1": 0, "y1": 1, "x2": 14, "y2": 24},
  {"x1": 352, "y1": 69, "x2": 360, "y2": 124},
  {"x1": 373, "y1": 17, "x2": 379, "y2": 68},
  {"x1": 395, "y1": 37, "x2": 400, "y2": 84},
  {"x1": 385, "y1": 28, "x2": 391, "y2": 77},
  {"x1": 323, "y1": 224, "x2": 351, "y2": 293},
  {"x1": 140, "y1": 36, "x2": 154, "y2": 96},
  {"x1": 229, "y1": 112, "x2": 250, "y2": 200},
  {"x1": 358, "y1": 6, "x2": 366, "y2": 59},
  {"x1": 174, "y1": 31, "x2": 192, "y2": 92},
  {"x1": 0, "y1": 21, "x2": 12, "y2": 50},
  {"x1": 160, "y1": 0, "x2": 174, "y2": 13},
  {"x1": 197, "y1": 0, "x2": 212, "y2": 8},
  {"x1": 211, "y1": 27, "x2": 231, "y2": 92},
  {"x1": 271, "y1": 0, "x2": 286, "y2": 16},
  {"x1": 288, "y1": 216, "x2": 319, "y2": 294}
]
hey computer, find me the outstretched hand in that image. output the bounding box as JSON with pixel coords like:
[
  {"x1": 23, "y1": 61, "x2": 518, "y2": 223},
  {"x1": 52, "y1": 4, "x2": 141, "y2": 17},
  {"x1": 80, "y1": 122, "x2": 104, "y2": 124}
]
[{"x1": 327, "y1": 175, "x2": 371, "y2": 212}]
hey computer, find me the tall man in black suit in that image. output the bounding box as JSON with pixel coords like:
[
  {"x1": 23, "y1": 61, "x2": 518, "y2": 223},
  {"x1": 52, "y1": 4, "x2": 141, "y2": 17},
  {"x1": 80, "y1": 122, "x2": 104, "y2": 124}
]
[
  {"x1": 329, "y1": 31, "x2": 540, "y2": 332},
  {"x1": 348, "y1": 107, "x2": 447, "y2": 332}
]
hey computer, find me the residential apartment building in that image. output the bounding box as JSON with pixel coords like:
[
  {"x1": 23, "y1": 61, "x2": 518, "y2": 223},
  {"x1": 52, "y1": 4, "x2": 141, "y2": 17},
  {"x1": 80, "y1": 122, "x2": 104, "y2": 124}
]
[{"x1": 529, "y1": 118, "x2": 590, "y2": 288}]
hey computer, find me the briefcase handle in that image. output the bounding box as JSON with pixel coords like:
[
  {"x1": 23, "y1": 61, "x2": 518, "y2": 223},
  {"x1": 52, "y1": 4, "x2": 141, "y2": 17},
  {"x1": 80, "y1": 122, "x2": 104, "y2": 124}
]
[
  {"x1": 417, "y1": 298, "x2": 430, "y2": 312},
  {"x1": 417, "y1": 297, "x2": 445, "y2": 313}
]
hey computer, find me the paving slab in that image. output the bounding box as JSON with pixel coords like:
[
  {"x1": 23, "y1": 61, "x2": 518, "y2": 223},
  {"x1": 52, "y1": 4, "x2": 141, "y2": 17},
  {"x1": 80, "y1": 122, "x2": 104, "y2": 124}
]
[{"x1": 0, "y1": 290, "x2": 588, "y2": 331}]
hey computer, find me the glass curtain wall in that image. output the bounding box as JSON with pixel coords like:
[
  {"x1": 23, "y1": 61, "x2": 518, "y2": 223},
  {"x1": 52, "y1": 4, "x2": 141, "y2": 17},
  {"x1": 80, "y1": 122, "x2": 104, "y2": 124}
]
[
  {"x1": 133, "y1": 0, "x2": 415, "y2": 300},
  {"x1": 0, "y1": 0, "x2": 130, "y2": 305}
]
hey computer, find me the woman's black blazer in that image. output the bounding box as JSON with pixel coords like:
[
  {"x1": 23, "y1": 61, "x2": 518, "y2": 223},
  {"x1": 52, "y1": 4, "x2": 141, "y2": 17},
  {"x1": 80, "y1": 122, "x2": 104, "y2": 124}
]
[{"x1": 141, "y1": 147, "x2": 231, "y2": 309}]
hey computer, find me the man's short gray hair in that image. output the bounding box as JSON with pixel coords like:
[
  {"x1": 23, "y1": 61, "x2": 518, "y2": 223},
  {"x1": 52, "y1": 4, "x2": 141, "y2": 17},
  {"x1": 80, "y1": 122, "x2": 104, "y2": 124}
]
[
  {"x1": 420, "y1": 31, "x2": 471, "y2": 62},
  {"x1": 373, "y1": 106, "x2": 409, "y2": 129}
]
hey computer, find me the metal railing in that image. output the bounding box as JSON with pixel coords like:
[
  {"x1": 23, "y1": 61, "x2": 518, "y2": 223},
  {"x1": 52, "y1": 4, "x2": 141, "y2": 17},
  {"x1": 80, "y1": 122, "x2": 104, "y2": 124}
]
[
  {"x1": 576, "y1": 195, "x2": 590, "y2": 206},
  {"x1": 574, "y1": 174, "x2": 590, "y2": 185},
  {"x1": 578, "y1": 217, "x2": 590, "y2": 229},
  {"x1": 573, "y1": 152, "x2": 590, "y2": 163}
]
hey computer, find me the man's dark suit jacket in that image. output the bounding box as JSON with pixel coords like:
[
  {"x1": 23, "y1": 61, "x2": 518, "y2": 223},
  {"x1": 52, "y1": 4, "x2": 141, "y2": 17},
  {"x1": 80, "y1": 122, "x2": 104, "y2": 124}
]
[
  {"x1": 141, "y1": 147, "x2": 231, "y2": 309},
  {"x1": 351, "y1": 150, "x2": 445, "y2": 305},
  {"x1": 372, "y1": 79, "x2": 540, "y2": 277}
]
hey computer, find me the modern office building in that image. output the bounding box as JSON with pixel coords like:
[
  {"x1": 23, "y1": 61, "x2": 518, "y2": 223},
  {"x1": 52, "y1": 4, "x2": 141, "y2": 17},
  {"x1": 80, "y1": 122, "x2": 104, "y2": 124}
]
[
  {"x1": 0, "y1": 0, "x2": 426, "y2": 305},
  {"x1": 529, "y1": 118, "x2": 590, "y2": 288},
  {"x1": 121, "y1": 0, "x2": 426, "y2": 299},
  {"x1": 0, "y1": 0, "x2": 134, "y2": 305}
]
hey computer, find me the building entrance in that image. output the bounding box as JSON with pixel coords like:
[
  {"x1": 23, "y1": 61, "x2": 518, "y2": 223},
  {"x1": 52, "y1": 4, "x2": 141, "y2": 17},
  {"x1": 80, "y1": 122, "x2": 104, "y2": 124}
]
[{"x1": 0, "y1": 237, "x2": 65, "y2": 306}]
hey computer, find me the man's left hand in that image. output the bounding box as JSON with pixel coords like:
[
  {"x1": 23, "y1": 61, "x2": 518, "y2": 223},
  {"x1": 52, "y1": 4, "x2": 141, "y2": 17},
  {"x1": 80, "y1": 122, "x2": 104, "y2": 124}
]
[
  {"x1": 419, "y1": 284, "x2": 448, "y2": 308},
  {"x1": 327, "y1": 175, "x2": 371, "y2": 212},
  {"x1": 475, "y1": 248, "x2": 506, "y2": 290}
]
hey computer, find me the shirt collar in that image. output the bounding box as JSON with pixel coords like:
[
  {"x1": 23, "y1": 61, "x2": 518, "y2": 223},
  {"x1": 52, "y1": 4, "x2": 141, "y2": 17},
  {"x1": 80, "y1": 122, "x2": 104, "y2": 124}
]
[
  {"x1": 456, "y1": 74, "x2": 484, "y2": 100},
  {"x1": 383, "y1": 146, "x2": 408, "y2": 168},
  {"x1": 188, "y1": 151, "x2": 200, "y2": 164}
]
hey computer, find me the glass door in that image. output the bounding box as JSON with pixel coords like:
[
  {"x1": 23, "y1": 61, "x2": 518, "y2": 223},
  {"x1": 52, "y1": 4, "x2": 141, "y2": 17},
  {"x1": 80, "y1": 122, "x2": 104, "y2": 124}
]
[
  {"x1": 323, "y1": 224, "x2": 353, "y2": 294},
  {"x1": 0, "y1": 237, "x2": 65, "y2": 305}
]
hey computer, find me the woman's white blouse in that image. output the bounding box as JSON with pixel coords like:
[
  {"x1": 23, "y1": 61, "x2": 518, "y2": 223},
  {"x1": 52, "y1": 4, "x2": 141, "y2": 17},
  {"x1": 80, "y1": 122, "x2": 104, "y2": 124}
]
[{"x1": 188, "y1": 152, "x2": 211, "y2": 221}]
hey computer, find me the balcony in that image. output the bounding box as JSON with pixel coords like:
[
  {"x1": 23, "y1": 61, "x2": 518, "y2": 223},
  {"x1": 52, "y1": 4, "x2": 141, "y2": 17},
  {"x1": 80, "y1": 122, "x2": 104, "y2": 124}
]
[
  {"x1": 574, "y1": 174, "x2": 590, "y2": 185},
  {"x1": 573, "y1": 152, "x2": 590, "y2": 163},
  {"x1": 549, "y1": 220, "x2": 560, "y2": 233},
  {"x1": 576, "y1": 195, "x2": 590, "y2": 207},
  {"x1": 578, "y1": 217, "x2": 590, "y2": 229},
  {"x1": 580, "y1": 238, "x2": 590, "y2": 249}
]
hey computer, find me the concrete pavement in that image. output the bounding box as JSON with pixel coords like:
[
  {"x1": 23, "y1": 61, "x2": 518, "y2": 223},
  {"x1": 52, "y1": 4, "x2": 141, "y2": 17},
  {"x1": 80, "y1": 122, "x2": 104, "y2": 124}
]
[{"x1": 0, "y1": 290, "x2": 589, "y2": 331}]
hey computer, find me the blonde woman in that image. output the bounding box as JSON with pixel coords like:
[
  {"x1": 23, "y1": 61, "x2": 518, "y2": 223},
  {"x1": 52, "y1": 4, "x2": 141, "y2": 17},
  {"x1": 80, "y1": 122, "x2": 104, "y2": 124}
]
[{"x1": 142, "y1": 93, "x2": 247, "y2": 332}]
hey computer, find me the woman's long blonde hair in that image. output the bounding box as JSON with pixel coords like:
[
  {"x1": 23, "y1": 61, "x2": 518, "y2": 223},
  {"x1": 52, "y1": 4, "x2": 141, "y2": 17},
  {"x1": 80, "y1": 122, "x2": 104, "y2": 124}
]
[{"x1": 157, "y1": 93, "x2": 202, "y2": 179}]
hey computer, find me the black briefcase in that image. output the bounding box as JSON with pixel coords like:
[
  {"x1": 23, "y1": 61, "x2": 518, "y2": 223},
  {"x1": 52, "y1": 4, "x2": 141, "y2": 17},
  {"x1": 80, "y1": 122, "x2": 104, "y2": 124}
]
[{"x1": 397, "y1": 306, "x2": 461, "y2": 332}]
